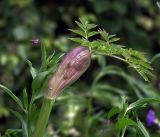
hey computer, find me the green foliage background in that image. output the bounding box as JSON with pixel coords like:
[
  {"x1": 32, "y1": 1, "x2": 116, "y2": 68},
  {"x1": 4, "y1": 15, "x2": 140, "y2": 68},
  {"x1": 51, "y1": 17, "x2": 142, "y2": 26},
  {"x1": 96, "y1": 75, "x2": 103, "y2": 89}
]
[{"x1": 0, "y1": 0, "x2": 160, "y2": 136}]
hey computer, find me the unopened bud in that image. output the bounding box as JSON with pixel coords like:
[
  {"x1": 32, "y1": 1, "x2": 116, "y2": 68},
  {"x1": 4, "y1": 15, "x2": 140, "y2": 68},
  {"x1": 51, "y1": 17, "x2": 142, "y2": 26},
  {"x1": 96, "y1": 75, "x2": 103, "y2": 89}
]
[
  {"x1": 46, "y1": 46, "x2": 91, "y2": 99},
  {"x1": 31, "y1": 38, "x2": 40, "y2": 46}
]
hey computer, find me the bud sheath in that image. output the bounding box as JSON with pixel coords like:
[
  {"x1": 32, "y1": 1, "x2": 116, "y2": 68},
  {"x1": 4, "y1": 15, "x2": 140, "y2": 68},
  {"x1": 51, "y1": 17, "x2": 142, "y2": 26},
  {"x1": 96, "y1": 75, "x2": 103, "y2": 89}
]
[{"x1": 46, "y1": 46, "x2": 91, "y2": 99}]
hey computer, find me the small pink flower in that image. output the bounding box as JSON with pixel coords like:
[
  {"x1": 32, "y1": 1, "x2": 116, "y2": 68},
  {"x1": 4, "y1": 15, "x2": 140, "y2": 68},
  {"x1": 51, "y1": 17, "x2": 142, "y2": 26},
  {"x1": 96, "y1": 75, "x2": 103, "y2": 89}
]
[
  {"x1": 31, "y1": 38, "x2": 40, "y2": 46},
  {"x1": 46, "y1": 46, "x2": 91, "y2": 99}
]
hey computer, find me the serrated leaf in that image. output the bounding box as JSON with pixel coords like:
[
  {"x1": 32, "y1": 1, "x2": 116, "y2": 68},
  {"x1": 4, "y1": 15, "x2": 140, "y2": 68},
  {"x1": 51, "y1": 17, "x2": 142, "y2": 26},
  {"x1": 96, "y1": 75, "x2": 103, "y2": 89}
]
[
  {"x1": 128, "y1": 98, "x2": 160, "y2": 111},
  {"x1": 108, "y1": 34, "x2": 116, "y2": 39},
  {"x1": 75, "y1": 21, "x2": 85, "y2": 31},
  {"x1": 68, "y1": 29, "x2": 86, "y2": 38},
  {"x1": 97, "y1": 43, "x2": 153, "y2": 81},
  {"x1": 88, "y1": 31, "x2": 99, "y2": 38},
  {"x1": 0, "y1": 84, "x2": 24, "y2": 111},
  {"x1": 87, "y1": 23, "x2": 97, "y2": 30},
  {"x1": 99, "y1": 30, "x2": 109, "y2": 41},
  {"x1": 107, "y1": 107, "x2": 121, "y2": 118},
  {"x1": 69, "y1": 19, "x2": 154, "y2": 81},
  {"x1": 116, "y1": 117, "x2": 137, "y2": 131},
  {"x1": 25, "y1": 59, "x2": 37, "y2": 79},
  {"x1": 109, "y1": 38, "x2": 120, "y2": 43},
  {"x1": 68, "y1": 38, "x2": 85, "y2": 43},
  {"x1": 79, "y1": 18, "x2": 87, "y2": 26}
]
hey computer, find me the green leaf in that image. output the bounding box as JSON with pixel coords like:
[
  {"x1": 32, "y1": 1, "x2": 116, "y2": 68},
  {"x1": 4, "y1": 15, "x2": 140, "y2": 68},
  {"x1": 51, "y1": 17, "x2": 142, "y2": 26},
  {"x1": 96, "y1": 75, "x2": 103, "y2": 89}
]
[
  {"x1": 69, "y1": 38, "x2": 87, "y2": 43},
  {"x1": 32, "y1": 52, "x2": 62, "y2": 94},
  {"x1": 87, "y1": 23, "x2": 97, "y2": 30},
  {"x1": 95, "y1": 42, "x2": 153, "y2": 81},
  {"x1": 94, "y1": 83, "x2": 126, "y2": 95},
  {"x1": 22, "y1": 88, "x2": 28, "y2": 110},
  {"x1": 75, "y1": 21, "x2": 85, "y2": 31},
  {"x1": 151, "y1": 53, "x2": 160, "y2": 64},
  {"x1": 69, "y1": 19, "x2": 153, "y2": 81},
  {"x1": 32, "y1": 71, "x2": 50, "y2": 93},
  {"x1": 70, "y1": 19, "x2": 98, "y2": 40},
  {"x1": 116, "y1": 117, "x2": 137, "y2": 131},
  {"x1": 40, "y1": 44, "x2": 47, "y2": 72},
  {"x1": 109, "y1": 37, "x2": 120, "y2": 43},
  {"x1": 46, "y1": 51, "x2": 55, "y2": 62},
  {"x1": 137, "y1": 120, "x2": 150, "y2": 137},
  {"x1": 88, "y1": 31, "x2": 99, "y2": 38},
  {"x1": 28, "y1": 103, "x2": 39, "y2": 125},
  {"x1": 25, "y1": 59, "x2": 37, "y2": 79},
  {"x1": 107, "y1": 107, "x2": 121, "y2": 118},
  {"x1": 4, "y1": 129, "x2": 22, "y2": 137},
  {"x1": 95, "y1": 55, "x2": 106, "y2": 68},
  {"x1": 92, "y1": 66, "x2": 123, "y2": 85},
  {"x1": 47, "y1": 53, "x2": 64, "y2": 67},
  {"x1": 68, "y1": 29, "x2": 86, "y2": 38},
  {"x1": 108, "y1": 34, "x2": 116, "y2": 39},
  {"x1": 128, "y1": 98, "x2": 160, "y2": 111},
  {"x1": 0, "y1": 106, "x2": 9, "y2": 117},
  {"x1": 0, "y1": 84, "x2": 24, "y2": 111},
  {"x1": 79, "y1": 18, "x2": 87, "y2": 27},
  {"x1": 10, "y1": 110, "x2": 28, "y2": 137},
  {"x1": 99, "y1": 30, "x2": 109, "y2": 41}
]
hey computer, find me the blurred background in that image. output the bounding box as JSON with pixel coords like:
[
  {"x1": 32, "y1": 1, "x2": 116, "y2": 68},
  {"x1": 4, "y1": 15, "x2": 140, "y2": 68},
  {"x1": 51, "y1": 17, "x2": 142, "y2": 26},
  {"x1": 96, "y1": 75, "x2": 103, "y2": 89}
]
[{"x1": 0, "y1": 0, "x2": 160, "y2": 136}]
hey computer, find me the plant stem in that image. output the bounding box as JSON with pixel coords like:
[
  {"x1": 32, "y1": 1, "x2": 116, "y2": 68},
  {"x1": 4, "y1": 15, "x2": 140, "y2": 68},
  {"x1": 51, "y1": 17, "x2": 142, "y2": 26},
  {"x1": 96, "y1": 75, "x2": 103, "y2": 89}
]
[
  {"x1": 121, "y1": 127, "x2": 126, "y2": 137},
  {"x1": 33, "y1": 97, "x2": 55, "y2": 137},
  {"x1": 28, "y1": 97, "x2": 34, "y2": 137}
]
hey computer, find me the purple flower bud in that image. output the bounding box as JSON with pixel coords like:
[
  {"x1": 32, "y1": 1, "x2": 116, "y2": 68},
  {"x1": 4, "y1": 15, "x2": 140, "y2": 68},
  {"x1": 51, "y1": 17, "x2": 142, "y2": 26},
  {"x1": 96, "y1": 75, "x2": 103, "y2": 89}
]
[
  {"x1": 146, "y1": 109, "x2": 155, "y2": 127},
  {"x1": 46, "y1": 46, "x2": 91, "y2": 99},
  {"x1": 31, "y1": 38, "x2": 40, "y2": 46}
]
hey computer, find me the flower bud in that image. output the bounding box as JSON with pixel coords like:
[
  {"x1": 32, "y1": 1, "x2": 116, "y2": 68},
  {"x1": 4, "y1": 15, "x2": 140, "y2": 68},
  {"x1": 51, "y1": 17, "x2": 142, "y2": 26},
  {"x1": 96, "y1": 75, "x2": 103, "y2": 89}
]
[
  {"x1": 46, "y1": 46, "x2": 91, "y2": 99},
  {"x1": 31, "y1": 38, "x2": 40, "y2": 46}
]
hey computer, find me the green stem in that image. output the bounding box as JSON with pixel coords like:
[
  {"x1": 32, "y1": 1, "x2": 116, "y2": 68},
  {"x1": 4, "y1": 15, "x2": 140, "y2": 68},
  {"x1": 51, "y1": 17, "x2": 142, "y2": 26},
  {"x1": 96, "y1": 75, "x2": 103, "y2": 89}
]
[
  {"x1": 85, "y1": 94, "x2": 93, "y2": 137},
  {"x1": 28, "y1": 97, "x2": 34, "y2": 137},
  {"x1": 121, "y1": 127, "x2": 126, "y2": 137},
  {"x1": 33, "y1": 97, "x2": 55, "y2": 137}
]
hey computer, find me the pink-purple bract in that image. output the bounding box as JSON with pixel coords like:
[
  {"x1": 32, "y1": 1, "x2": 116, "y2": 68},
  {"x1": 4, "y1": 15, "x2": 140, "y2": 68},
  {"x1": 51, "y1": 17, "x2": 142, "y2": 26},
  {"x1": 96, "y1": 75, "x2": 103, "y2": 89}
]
[{"x1": 46, "y1": 46, "x2": 91, "y2": 99}]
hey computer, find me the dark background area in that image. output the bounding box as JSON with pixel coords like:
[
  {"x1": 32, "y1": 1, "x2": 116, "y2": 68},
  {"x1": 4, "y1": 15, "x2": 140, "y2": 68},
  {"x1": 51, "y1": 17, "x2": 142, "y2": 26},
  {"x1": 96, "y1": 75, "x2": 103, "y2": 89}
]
[{"x1": 0, "y1": 0, "x2": 160, "y2": 136}]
